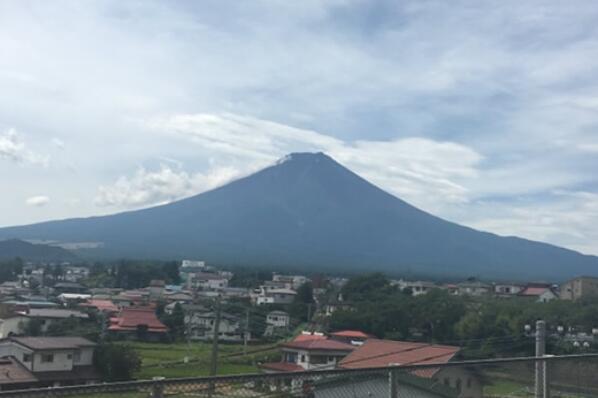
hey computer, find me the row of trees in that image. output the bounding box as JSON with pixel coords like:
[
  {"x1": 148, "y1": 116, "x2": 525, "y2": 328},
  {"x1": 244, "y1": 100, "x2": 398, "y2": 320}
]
[{"x1": 329, "y1": 273, "x2": 598, "y2": 358}]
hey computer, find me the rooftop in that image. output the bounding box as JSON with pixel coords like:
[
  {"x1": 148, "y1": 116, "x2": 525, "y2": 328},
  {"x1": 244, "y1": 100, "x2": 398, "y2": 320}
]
[
  {"x1": 339, "y1": 339, "x2": 459, "y2": 377},
  {"x1": 0, "y1": 356, "x2": 37, "y2": 385},
  {"x1": 282, "y1": 338, "x2": 355, "y2": 352},
  {"x1": 9, "y1": 336, "x2": 96, "y2": 351},
  {"x1": 330, "y1": 330, "x2": 373, "y2": 339},
  {"x1": 109, "y1": 307, "x2": 168, "y2": 333}
]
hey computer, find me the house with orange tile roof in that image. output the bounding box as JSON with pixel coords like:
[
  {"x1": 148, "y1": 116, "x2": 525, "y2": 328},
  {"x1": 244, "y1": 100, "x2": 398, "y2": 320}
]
[
  {"x1": 108, "y1": 307, "x2": 168, "y2": 341},
  {"x1": 261, "y1": 334, "x2": 354, "y2": 372},
  {"x1": 338, "y1": 339, "x2": 482, "y2": 398}
]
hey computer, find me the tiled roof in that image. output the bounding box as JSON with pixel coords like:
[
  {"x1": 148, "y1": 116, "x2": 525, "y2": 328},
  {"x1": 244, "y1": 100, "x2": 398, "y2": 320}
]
[
  {"x1": 330, "y1": 330, "x2": 373, "y2": 339},
  {"x1": 338, "y1": 339, "x2": 459, "y2": 377},
  {"x1": 293, "y1": 333, "x2": 327, "y2": 342},
  {"x1": 10, "y1": 337, "x2": 96, "y2": 350},
  {"x1": 260, "y1": 362, "x2": 304, "y2": 372},
  {"x1": 282, "y1": 338, "x2": 355, "y2": 352},
  {"x1": 108, "y1": 307, "x2": 168, "y2": 333},
  {"x1": 20, "y1": 308, "x2": 89, "y2": 319},
  {"x1": 80, "y1": 299, "x2": 119, "y2": 312},
  {"x1": 0, "y1": 356, "x2": 37, "y2": 384}
]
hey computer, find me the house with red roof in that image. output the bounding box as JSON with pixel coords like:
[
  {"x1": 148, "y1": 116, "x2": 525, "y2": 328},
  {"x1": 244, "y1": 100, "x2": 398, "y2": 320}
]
[
  {"x1": 108, "y1": 307, "x2": 168, "y2": 341},
  {"x1": 261, "y1": 334, "x2": 354, "y2": 372},
  {"x1": 338, "y1": 339, "x2": 482, "y2": 398},
  {"x1": 518, "y1": 283, "x2": 558, "y2": 302}
]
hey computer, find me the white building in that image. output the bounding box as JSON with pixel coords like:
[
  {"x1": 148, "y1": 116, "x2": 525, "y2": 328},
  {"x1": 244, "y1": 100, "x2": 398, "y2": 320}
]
[
  {"x1": 392, "y1": 279, "x2": 437, "y2": 296},
  {"x1": 255, "y1": 287, "x2": 297, "y2": 305},
  {"x1": 181, "y1": 260, "x2": 206, "y2": 269},
  {"x1": 494, "y1": 283, "x2": 523, "y2": 296},
  {"x1": 186, "y1": 272, "x2": 229, "y2": 291},
  {"x1": 272, "y1": 274, "x2": 310, "y2": 290},
  {"x1": 266, "y1": 311, "x2": 290, "y2": 328},
  {"x1": 0, "y1": 336, "x2": 99, "y2": 386},
  {"x1": 185, "y1": 311, "x2": 244, "y2": 342}
]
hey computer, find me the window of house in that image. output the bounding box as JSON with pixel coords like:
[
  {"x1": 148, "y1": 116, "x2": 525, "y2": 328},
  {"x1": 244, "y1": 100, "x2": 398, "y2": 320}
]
[
  {"x1": 456, "y1": 379, "x2": 462, "y2": 393},
  {"x1": 300, "y1": 355, "x2": 306, "y2": 363},
  {"x1": 467, "y1": 378, "x2": 472, "y2": 388},
  {"x1": 443, "y1": 378, "x2": 449, "y2": 386},
  {"x1": 22, "y1": 353, "x2": 32, "y2": 362},
  {"x1": 41, "y1": 353, "x2": 54, "y2": 363},
  {"x1": 67, "y1": 354, "x2": 72, "y2": 360}
]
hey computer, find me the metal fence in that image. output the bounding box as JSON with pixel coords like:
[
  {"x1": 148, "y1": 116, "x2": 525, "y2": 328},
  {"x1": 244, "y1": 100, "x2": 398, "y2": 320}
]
[{"x1": 1, "y1": 353, "x2": 598, "y2": 398}]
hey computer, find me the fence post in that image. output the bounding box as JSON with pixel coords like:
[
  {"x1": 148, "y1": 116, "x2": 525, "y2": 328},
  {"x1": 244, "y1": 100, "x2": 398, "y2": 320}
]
[
  {"x1": 151, "y1": 376, "x2": 165, "y2": 398},
  {"x1": 535, "y1": 320, "x2": 546, "y2": 398},
  {"x1": 389, "y1": 370, "x2": 398, "y2": 398}
]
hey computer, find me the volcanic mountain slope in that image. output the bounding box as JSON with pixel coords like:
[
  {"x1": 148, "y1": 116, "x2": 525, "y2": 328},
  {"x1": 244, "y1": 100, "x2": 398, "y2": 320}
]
[
  {"x1": 0, "y1": 152, "x2": 595, "y2": 280},
  {"x1": 0, "y1": 239, "x2": 77, "y2": 262}
]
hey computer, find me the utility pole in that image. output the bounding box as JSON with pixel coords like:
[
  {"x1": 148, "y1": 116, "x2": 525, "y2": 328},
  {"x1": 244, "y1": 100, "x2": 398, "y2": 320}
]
[
  {"x1": 535, "y1": 320, "x2": 547, "y2": 398},
  {"x1": 243, "y1": 308, "x2": 249, "y2": 356},
  {"x1": 210, "y1": 297, "x2": 222, "y2": 376}
]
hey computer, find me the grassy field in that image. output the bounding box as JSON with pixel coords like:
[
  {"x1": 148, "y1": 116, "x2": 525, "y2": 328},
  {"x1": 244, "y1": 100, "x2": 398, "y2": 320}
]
[
  {"x1": 119, "y1": 341, "x2": 280, "y2": 379},
  {"x1": 484, "y1": 380, "x2": 531, "y2": 397}
]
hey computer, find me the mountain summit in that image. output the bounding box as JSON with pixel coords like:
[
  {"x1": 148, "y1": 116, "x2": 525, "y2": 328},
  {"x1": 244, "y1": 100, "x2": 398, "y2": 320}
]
[{"x1": 1, "y1": 152, "x2": 596, "y2": 280}]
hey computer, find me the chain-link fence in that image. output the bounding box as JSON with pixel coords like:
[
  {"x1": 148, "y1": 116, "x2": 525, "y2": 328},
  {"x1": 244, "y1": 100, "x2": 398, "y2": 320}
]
[{"x1": 0, "y1": 354, "x2": 597, "y2": 398}]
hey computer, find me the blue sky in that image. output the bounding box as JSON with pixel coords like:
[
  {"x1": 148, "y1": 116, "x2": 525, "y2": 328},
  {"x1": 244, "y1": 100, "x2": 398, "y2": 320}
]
[{"x1": 1, "y1": 1, "x2": 598, "y2": 254}]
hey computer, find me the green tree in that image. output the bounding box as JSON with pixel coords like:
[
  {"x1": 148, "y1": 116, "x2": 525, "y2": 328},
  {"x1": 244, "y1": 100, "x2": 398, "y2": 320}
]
[{"x1": 94, "y1": 344, "x2": 141, "y2": 381}]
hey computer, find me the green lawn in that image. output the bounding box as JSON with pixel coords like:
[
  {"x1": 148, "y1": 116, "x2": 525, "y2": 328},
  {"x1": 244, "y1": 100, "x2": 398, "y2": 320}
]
[
  {"x1": 118, "y1": 341, "x2": 280, "y2": 380},
  {"x1": 484, "y1": 380, "x2": 532, "y2": 397}
]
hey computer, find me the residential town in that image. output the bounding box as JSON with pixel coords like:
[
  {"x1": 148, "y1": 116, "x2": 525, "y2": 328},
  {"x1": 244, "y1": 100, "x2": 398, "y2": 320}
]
[{"x1": 0, "y1": 255, "x2": 598, "y2": 392}]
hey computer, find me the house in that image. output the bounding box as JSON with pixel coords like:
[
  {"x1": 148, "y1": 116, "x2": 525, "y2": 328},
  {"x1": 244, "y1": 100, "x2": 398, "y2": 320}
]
[
  {"x1": 0, "y1": 336, "x2": 99, "y2": 388},
  {"x1": 108, "y1": 307, "x2": 168, "y2": 341},
  {"x1": 329, "y1": 330, "x2": 373, "y2": 345},
  {"x1": 272, "y1": 274, "x2": 310, "y2": 290},
  {"x1": 519, "y1": 283, "x2": 559, "y2": 303},
  {"x1": 147, "y1": 280, "x2": 165, "y2": 298},
  {"x1": 560, "y1": 276, "x2": 598, "y2": 301},
  {"x1": 185, "y1": 311, "x2": 244, "y2": 342},
  {"x1": 186, "y1": 272, "x2": 229, "y2": 291},
  {"x1": 393, "y1": 280, "x2": 437, "y2": 296},
  {"x1": 261, "y1": 335, "x2": 354, "y2": 372},
  {"x1": 53, "y1": 282, "x2": 88, "y2": 295},
  {"x1": 78, "y1": 299, "x2": 119, "y2": 315},
  {"x1": 266, "y1": 311, "x2": 290, "y2": 328},
  {"x1": 494, "y1": 283, "x2": 523, "y2": 296},
  {"x1": 57, "y1": 293, "x2": 92, "y2": 305},
  {"x1": 0, "y1": 309, "x2": 89, "y2": 338},
  {"x1": 456, "y1": 281, "x2": 491, "y2": 296},
  {"x1": 63, "y1": 267, "x2": 90, "y2": 283},
  {"x1": 181, "y1": 260, "x2": 207, "y2": 269},
  {"x1": 163, "y1": 292, "x2": 193, "y2": 304},
  {"x1": 112, "y1": 290, "x2": 149, "y2": 307},
  {"x1": 443, "y1": 284, "x2": 459, "y2": 295},
  {"x1": 338, "y1": 339, "x2": 482, "y2": 398},
  {"x1": 323, "y1": 300, "x2": 354, "y2": 317},
  {"x1": 255, "y1": 287, "x2": 297, "y2": 305}
]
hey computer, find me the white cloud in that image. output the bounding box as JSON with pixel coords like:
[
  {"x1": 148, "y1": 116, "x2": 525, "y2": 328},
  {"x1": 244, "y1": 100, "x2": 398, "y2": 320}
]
[
  {"x1": 148, "y1": 113, "x2": 482, "y2": 211},
  {"x1": 94, "y1": 163, "x2": 243, "y2": 208},
  {"x1": 0, "y1": 129, "x2": 48, "y2": 166},
  {"x1": 26, "y1": 195, "x2": 50, "y2": 207},
  {"x1": 51, "y1": 138, "x2": 65, "y2": 150},
  {"x1": 464, "y1": 191, "x2": 598, "y2": 255}
]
